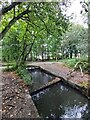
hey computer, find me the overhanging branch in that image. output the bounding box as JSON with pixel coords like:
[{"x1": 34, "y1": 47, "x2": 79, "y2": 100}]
[
  {"x1": 0, "y1": 2, "x2": 21, "y2": 16},
  {"x1": 0, "y1": 10, "x2": 32, "y2": 40}
]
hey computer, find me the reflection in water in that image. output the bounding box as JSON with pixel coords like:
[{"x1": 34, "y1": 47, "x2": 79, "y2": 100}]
[
  {"x1": 32, "y1": 82, "x2": 90, "y2": 119},
  {"x1": 61, "y1": 104, "x2": 87, "y2": 118},
  {"x1": 28, "y1": 68, "x2": 55, "y2": 92}
]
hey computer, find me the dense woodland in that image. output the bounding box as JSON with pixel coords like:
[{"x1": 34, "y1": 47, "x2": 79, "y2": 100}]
[
  {"x1": 1, "y1": 2, "x2": 90, "y2": 118},
  {"x1": 0, "y1": 1, "x2": 88, "y2": 70}
]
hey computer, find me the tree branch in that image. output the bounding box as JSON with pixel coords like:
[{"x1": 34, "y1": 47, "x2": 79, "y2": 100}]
[
  {"x1": 0, "y1": 2, "x2": 21, "y2": 16},
  {"x1": 13, "y1": 6, "x2": 16, "y2": 18},
  {"x1": 35, "y1": 11, "x2": 50, "y2": 34},
  {"x1": 0, "y1": 10, "x2": 32, "y2": 40}
]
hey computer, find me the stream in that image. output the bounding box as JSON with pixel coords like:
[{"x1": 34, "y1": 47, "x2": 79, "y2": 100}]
[{"x1": 28, "y1": 68, "x2": 90, "y2": 119}]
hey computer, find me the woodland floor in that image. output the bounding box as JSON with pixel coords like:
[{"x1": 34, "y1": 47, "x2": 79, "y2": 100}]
[
  {"x1": 1, "y1": 62, "x2": 90, "y2": 118},
  {"x1": 1, "y1": 72, "x2": 39, "y2": 118}
]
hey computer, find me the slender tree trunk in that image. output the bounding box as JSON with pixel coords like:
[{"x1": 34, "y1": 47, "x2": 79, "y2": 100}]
[
  {"x1": 21, "y1": 39, "x2": 35, "y2": 65},
  {"x1": 42, "y1": 51, "x2": 44, "y2": 61},
  {"x1": 75, "y1": 52, "x2": 77, "y2": 58},
  {"x1": 47, "y1": 50, "x2": 50, "y2": 60},
  {"x1": 16, "y1": 24, "x2": 28, "y2": 68},
  {"x1": 35, "y1": 52, "x2": 37, "y2": 61},
  {"x1": 69, "y1": 46, "x2": 73, "y2": 59}
]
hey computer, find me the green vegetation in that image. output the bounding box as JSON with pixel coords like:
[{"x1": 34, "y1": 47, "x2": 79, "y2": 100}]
[
  {"x1": 16, "y1": 66, "x2": 32, "y2": 85},
  {"x1": 1, "y1": 1, "x2": 89, "y2": 81},
  {"x1": 61, "y1": 56, "x2": 88, "y2": 73},
  {"x1": 61, "y1": 24, "x2": 88, "y2": 58},
  {"x1": 2, "y1": 2, "x2": 69, "y2": 67},
  {"x1": 3, "y1": 64, "x2": 32, "y2": 85},
  {"x1": 3, "y1": 66, "x2": 16, "y2": 72},
  {"x1": 61, "y1": 58, "x2": 78, "y2": 68}
]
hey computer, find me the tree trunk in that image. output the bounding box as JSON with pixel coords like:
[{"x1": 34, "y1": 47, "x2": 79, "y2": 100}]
[
  {"x1": 42, "y1": 51, "x2": 44, "y2": 61},
  {"x1": 69, "y1": 51, "x2": 72, "y2": 59},
  {"x1": 47, "y1": 50, "x2": 50, "y2": 60},
  {"x1": 75, "y1": 51, "x2": 77, "y2": 58},
  {"x1": 69, "y1": 46, "x2": 73, "y2": 59}
]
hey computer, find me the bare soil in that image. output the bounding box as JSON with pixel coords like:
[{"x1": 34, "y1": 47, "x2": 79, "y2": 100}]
[{"x1": 1, "y1": 71, "x2": 39, "y2": 118}]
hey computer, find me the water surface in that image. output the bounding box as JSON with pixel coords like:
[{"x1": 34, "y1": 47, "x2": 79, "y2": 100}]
[
  {"x1": 32, "y1": 82, "x2": 90, "y2": 119},
  {"x1": 28, "y1": 68, "x2": 55, "y2": 93}
]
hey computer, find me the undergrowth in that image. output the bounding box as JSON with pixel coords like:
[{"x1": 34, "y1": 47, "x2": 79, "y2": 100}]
[
  {"x1": 61, "y1": 57, "x2": 88, "y2": 73},
  {"x1": 3, "y1": 65, "x2": 32, "y2": 85},
  {"x1": 16, "y1": 66, "x2": 32, "y2": 85},
  {"x1": 61, "y1": 58, "x2": 78, "y2": 68}
]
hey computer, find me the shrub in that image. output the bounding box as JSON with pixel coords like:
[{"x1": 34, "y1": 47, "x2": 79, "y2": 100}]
[
  {"x1": 62, "y1": 57, "x2": 89, "y2": 73},
  {"x1": 16, "y1": 66, "x2": 32, "y2": 85}
]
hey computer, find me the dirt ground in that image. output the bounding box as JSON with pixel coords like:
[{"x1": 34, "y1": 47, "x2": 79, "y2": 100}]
[
  {"x1": 1, "y1": 62, "x2": 90, "y2": 118},
  {"x1": 1, "y1": 72, "x2": 39, "y2": 118}
]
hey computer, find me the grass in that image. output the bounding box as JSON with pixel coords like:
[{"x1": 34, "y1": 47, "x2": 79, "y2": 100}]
[
  {"x1": 47, "y1": 58, "x2": 78, "y2": 68},
  {"x1": 48, "y1": 56, "x2": 88, "y2": 72},
  {"x1": 60, "y1": 57, "x2": 88, "y2": 73},
  {"x1": 2, "y1": 56, "x2": 88, "y2": 85},
  {"x1": 60, "y1": 58, "x2": 78, "y2": 68}
]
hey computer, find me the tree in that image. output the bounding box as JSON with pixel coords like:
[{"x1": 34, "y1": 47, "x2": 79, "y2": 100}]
[
  {"x1": 61, "y1": 24, "x2": 88, "y2": 59},
  {"x1": 0, "y1": 0, "x2": 71, "y2": 40},
  {"x1": 0, "y1": 2, "x2": 21, "y2": 15},
  {"x1": 2, "y1": 2, "x2": 69, "y2": 67},
  {"x1": 0, "y1": 2, "x2": 32, "y2": 40}
]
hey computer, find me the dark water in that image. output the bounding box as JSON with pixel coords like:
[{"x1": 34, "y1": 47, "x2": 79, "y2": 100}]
[
  {"x1": 32, "y1": 82, "x2": 90, "y2": 119},
  {"x1": 28, "y1": 68, "x2": 55, "y2": 93}
]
